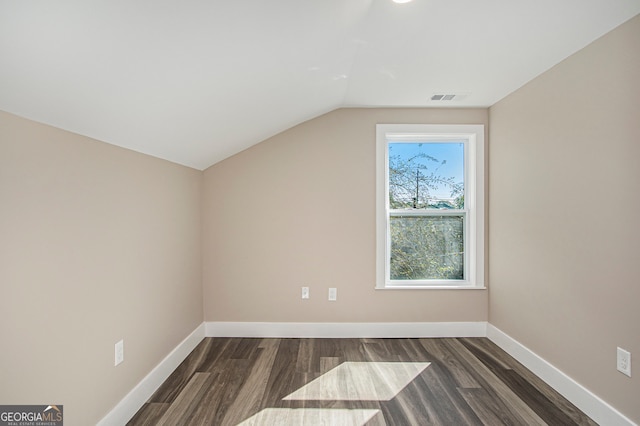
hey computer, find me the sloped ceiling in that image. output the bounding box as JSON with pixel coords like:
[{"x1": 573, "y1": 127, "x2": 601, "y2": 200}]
[{"x1": 1, "y1": 0, "x2": 639, "y2": 170}]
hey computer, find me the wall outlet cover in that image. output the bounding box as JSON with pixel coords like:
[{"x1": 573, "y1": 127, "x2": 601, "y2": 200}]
[
  {"x1": 115, "y1": 339, "x2": 124, "y2": 366},
  {"x1": 616, "y1": 347, "x2": 631, "y2": 377},
  {"x1": 328, "y1": 288, "x2": 337, "y2": 301}
]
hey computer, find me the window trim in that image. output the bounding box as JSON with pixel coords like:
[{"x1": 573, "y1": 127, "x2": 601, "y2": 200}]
[{"x1": 376, "y1": 124, "x2": 485, "y2": 289}]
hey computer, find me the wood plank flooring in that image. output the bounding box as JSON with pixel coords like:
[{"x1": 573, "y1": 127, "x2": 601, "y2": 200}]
[{"x1": 127, "y1": 338, "x2": 597, "y2": 425}]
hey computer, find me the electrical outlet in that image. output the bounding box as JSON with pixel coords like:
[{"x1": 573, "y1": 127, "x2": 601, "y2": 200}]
[
  {"x1": 301, "y1": 287, "x2": 309, "y2": 299},
  {"x1": 617, "y1": 347, "x2": 631, "y2": 377},
  {"x1": 328, "y1": 288, "x2": 337, "y2": 301},
  {"x1": 115, "y1": 339, "x2": 124, "y2": 366}
]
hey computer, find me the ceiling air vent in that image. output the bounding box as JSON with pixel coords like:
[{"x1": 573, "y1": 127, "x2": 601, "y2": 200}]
[{"x1": 430, "y1": 93, "x2": 469, "y2": 101}]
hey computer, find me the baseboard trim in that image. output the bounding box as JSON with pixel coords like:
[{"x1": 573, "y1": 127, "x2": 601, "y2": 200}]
[
  {"x1": 97, "y1": 323, "x2": 206, "y2": 426},
  {"x1": 487, "y1": 324, "x2": 636, "y2": 426},
  {"x1": 205, "y1": 321, "x2": 487, "y2": 338}
]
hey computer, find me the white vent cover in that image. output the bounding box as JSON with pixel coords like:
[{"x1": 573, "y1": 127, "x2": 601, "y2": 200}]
[{"x1": 431, "y1": 93, "x2": 469, "y2": 101}]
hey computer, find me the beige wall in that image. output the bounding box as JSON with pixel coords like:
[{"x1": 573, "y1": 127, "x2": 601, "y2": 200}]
[
  {"x1": 0, "y1": 111, "x2": 203, "y2": 425},
  {"x1": 203, "y1": 108, "x2": 488, "y2": 323},
  {"x1": 489, "y1": 15, "x2": 640, "y2": 422}
]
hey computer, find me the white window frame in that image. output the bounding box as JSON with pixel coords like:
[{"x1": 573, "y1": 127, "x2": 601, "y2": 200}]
[{"x1": 376, "y1": 124, "x2": 485, "y2": 289}]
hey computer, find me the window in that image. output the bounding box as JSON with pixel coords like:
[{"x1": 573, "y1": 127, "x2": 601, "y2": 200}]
[{"x1": 376, "y1": 124, "x2": 484, "y2": 289}]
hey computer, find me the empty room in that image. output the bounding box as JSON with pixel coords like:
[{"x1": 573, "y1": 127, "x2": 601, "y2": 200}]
[{"x1": 1, "y1": 1, "x2": 639, "y2": 425}]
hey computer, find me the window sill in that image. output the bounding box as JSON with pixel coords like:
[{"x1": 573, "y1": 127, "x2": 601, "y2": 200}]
[{"x1": 375, "y1": 285, "x2": 487, "y2": 290}]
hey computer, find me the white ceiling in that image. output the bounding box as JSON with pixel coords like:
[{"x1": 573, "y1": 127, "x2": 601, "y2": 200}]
[{"x1": 1, "y1": 1, "x2": 639, "y2": 170}]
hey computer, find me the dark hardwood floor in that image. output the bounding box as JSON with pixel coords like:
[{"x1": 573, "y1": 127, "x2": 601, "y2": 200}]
[{"x1": 128, "y1": 337, "x2": 597, "y2": 425}]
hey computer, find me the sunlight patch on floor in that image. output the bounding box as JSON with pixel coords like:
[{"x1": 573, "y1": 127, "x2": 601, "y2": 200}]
[
  {"x1": 237, "y1": 408, "x2": 381, "y2": 426},
  {"x1": 283, "y1": 361, "x2": 431, "y2": 401}
]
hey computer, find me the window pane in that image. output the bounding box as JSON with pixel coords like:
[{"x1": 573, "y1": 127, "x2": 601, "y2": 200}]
[
  {"x1": 390, "y1": 215, "x2": 464, "y2": 280},
  {"x1": 388, "y1": 142, "x2": 464, "y2": 209}
]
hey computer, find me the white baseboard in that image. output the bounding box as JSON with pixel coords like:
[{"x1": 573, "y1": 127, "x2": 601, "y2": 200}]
[
  {"x1": 97, "y1": 323, "x2": 206, "y2": 426},
  {"x1": 487, "y1": 324, "x2": 636, "y2": 426},
  {"x1": 205, "y1": 321, "x2": 487, "y2": 338}
]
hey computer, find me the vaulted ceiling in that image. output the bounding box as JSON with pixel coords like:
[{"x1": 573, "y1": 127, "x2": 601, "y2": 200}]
[{"x1": 1, "y1": 1, "x2": 639, "y2": 169}]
